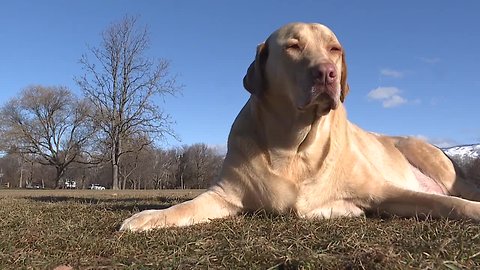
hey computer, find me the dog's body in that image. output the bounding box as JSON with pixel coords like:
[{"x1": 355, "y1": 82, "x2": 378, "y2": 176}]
[{"x1": 121, "y1": 23, "x2": 480, "y2": 231}]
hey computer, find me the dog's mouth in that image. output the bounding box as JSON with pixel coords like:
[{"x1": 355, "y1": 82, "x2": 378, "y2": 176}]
[{"x1": 297, "y1": 84, "x2": 340, "y2": 113}]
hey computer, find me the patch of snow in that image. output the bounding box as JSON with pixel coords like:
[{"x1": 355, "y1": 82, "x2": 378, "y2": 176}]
[{"x1": 443, "y1": 144, "x2": 480, "y2": 159}]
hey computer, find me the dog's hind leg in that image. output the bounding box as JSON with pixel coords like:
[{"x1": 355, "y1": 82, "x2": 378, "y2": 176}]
[
  {"x1": 393, "y1": 137, "x2": 480, "y2": 201},
  {"x1": 374, "y1": 185, "x2": 480, "y2": 220}
]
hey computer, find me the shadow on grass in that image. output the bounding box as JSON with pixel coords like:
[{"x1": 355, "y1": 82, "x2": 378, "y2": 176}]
[{"x1": 24, "y1": 196, "x2": 186, "y2": 212}]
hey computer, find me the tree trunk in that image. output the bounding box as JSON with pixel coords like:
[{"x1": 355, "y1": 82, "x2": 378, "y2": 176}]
[
  {"x1": 112, "y1": 139, "x2": 120, "y2": 190},
  {"x1": 122, "y1": 175, "x2": 127, "y2": 190},
  {"x1": 19, "y1": 164, "x2": 23, "y2": 188},
  {"x1": 54, "y1": 166, "x2": 64, "y2": 189},
  {"x1": 112, "y1": 162, "x2": 119, "y2": 190}
]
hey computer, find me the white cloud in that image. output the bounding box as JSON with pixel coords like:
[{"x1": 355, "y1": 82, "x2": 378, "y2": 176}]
[
  {"x1": 367, "y1": 87, "x2": 408, "y2": 108},
  {"x1": 420, "y1": 57, "x2": 441, "y2": 64},
  {"x1": 367, "y1": 87, "x2": 399, "y2": 100},
  {"x1": 382, "y1": 95, "x2": 407, "y2": 108},
  {"x1": 380, "y1": 68, "x2": 403, "y2": 78}
]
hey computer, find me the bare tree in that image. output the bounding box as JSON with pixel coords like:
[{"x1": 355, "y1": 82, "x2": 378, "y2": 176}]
[
  {"x1": 152, "y1": 148, "x2": 182, "y2": 189},
  {"x1": 178, "y1": 143, "x2": 224, "y2": 189},
  {"x1": 0, "y1": 152, "x2": 20, "y2": 188},
  {"x1": 123, "y1": 148, "x2": 156, "y2": 190},
  {"x1": 118, "y1": 135, "x2": 155, "y2": 189},
  {"x1": 0, "y1": 86, "x2": 96, "y2": 188},
  {"x1": 76, "y1": 15, "x2": 179, "y2": 190}
]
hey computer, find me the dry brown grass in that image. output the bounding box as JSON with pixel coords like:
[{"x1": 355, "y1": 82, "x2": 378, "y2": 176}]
[{"x1": 1, "y1": 189, "x2": 479, "y2": 269}]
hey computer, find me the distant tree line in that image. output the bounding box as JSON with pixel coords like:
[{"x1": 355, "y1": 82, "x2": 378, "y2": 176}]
[
  {"x1": 0, "y1": 142, "x2": 224, "y2": 189},
  {"x1": 0, "y1": 15, "x2": 197, "y2": 189}
]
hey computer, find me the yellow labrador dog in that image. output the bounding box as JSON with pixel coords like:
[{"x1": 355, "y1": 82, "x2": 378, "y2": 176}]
[{"x1": 121, "y1": 22, "x2": 480, "y2": 231}]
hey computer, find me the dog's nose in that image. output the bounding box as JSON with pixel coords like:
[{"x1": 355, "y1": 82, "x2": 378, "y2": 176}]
[{"x1": 312, "y1": 63, "x2": 337, "y2": 85}]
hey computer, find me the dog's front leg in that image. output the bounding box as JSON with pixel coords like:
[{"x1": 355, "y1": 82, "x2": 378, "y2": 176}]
[
  {"x1": 120, "y1": 189, "x2": 240, "y2": 232},
  {"x1": 374, "y1": 185, "x2": 480, "y2": 220}
]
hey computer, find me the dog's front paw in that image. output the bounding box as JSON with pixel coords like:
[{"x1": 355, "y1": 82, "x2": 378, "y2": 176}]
[{"x1": 120, "y1": 210, "x2": 168, "y2": 232}]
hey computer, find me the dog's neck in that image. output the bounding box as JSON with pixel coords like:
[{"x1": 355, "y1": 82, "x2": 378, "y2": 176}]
[{"x1": 251, "y1": 97, "x2": 349, "y2": 158}]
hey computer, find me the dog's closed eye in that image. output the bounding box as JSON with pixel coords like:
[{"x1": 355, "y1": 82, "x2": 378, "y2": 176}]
[
  {"x1": 286, "y1": 43, "x2": 301, "y2": 50},
  {"x1": 329, "y1": 46, "x2": 342, "y2": 54},
  {"x1": 285, "y1": 39, "x2": 303, "y2": 52}
]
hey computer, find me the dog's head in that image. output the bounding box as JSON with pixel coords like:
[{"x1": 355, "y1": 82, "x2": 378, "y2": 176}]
[{"x1": 244, "y1": 23, "x2": 349, "y2": 115}]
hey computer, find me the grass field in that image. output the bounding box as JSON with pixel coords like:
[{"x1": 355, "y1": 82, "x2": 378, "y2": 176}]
[{"x1": 1, "y1": 189, "x2": 480, "y2": 269}]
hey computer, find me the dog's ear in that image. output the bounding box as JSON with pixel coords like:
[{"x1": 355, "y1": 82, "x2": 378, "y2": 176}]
[
  {"x1": 340, "y1": 50, "x2": 350, "y2": 102},
  {"x1": 243, "y1": 42, "x2": 269, "y2": 96}
]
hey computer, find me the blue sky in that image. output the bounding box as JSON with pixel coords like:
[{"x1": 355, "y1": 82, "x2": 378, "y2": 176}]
[{"x1": 1, "y1": 1, "x2": 479, "y2": 149}]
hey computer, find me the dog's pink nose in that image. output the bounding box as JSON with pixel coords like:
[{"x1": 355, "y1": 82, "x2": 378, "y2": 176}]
[{"x1": 313, "y1": 63, "x2": 337, "y2": 85}]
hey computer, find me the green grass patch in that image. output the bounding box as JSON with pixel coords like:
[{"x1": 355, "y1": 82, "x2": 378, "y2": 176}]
[{"x1": 0, "y1": 189, "x2": 479, "y2": 269}]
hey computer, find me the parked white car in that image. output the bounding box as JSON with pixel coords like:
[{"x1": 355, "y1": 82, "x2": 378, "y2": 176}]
[
  {"x1": 89, "y1": 184, "x2": 106, "y2": 190},
  {"x1": 64, "y1": 179, "x2": 77, "y2": 189}
]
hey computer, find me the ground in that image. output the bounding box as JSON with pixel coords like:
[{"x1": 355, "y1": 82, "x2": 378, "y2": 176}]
[{"x1": 0, "y1": 189, "x2": 479, "y2": 269}]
